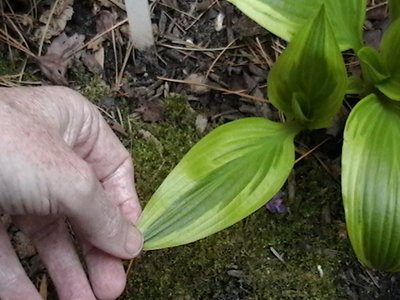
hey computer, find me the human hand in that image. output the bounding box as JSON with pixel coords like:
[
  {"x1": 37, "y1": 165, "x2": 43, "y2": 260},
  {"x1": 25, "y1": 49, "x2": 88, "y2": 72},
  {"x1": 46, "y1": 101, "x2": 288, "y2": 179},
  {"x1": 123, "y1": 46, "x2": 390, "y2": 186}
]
[{"x1": 0, "y1": 86, "x2": 143, "y2": 299}]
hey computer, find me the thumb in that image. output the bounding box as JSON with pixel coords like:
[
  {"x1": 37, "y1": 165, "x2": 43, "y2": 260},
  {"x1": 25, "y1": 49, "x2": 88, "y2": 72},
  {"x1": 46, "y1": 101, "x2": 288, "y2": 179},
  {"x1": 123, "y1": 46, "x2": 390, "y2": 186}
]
[
  {"x1": 48, "y1": 156, "x2": 143, "y2": 259},
  {"x1": 65, "y1": 175, "x2": 143, "y2": 259}
]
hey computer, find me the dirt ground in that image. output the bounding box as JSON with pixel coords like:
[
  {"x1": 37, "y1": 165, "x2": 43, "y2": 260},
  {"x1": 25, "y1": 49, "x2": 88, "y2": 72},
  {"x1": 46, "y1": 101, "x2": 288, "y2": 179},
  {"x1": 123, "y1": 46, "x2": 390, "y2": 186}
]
[{"x1": 1, "y1": 0, "x2": 400, "y2": 298}]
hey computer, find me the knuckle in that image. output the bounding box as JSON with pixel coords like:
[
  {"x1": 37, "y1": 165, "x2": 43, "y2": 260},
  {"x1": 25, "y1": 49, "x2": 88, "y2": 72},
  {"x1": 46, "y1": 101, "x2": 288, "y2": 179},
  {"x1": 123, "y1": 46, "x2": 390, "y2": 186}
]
[
  {"x1": 73, "y1": 166, "x2": 99, "y2": 199},
  {"x1": 101, "y1": 206, "x2": 122, "y2": 239}
]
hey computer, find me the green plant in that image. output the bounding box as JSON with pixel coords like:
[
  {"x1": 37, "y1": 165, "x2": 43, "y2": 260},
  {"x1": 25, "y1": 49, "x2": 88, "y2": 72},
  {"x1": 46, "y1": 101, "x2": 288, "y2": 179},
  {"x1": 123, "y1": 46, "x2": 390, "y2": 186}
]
[{"x1": 136, "y1": 0, "x2": 400, "y2": 273}]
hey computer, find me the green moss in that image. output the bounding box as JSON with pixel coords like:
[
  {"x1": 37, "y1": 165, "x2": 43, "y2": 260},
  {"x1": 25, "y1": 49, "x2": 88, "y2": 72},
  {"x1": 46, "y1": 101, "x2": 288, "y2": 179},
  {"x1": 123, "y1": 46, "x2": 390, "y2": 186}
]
[
  {"x1": 128, "y1": 95, "x2": 201, "y2": 202},
  {"x1": 0, "y1": 60, "x2": 18, "y2": 75},
  {"x1": 0, "y1": 59, "x2": 37, "y2": 82},
  {"x1": 122, "y1": 98, "x2": 353, "y2": 299},
  {"x1": 74, "y1": 74, "x2": 111, "y2": 101},
  {"x1": 163, "y1": 93, "x2": 193, "y2": 122}
]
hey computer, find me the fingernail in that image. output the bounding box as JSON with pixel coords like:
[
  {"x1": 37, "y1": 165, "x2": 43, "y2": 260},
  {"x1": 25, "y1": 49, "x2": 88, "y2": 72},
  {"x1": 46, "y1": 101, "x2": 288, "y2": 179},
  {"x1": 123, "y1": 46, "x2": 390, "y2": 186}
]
[{"x1": 126, "y1": 225, "x2": 143, "y2": 257}]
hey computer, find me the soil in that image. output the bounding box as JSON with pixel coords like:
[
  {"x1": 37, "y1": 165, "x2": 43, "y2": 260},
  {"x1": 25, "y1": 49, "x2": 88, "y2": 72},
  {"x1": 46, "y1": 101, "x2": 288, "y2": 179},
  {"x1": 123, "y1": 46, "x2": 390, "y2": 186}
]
[{"x1": 1, "y1": 0, "x2": 400, "y2": 299}]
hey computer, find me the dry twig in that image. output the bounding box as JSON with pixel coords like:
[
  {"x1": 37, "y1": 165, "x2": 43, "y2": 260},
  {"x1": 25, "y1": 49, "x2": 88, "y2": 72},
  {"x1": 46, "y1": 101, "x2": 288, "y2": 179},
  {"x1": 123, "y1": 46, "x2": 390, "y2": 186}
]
[{"x1": 158, "y1": 76, "x2": 269, "y2": 103}]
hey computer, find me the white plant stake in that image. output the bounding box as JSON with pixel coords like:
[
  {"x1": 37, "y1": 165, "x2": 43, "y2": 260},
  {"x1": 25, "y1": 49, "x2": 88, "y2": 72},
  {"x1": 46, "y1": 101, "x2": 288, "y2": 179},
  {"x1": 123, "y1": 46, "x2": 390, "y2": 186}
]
[{"x1": 125, "y1": 0, "x2": 154, "y2": 50}]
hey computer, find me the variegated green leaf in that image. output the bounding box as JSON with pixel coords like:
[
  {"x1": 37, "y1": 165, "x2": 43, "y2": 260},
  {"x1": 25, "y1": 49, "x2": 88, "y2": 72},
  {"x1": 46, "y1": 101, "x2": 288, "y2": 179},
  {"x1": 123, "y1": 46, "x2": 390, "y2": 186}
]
[
  {"x1": 389, "y1": 0, "x2": 400, "y2": 22},
  {"x1": 226, "y1": 0, "x2": 365, "y2": 51},
  {"x1": 137, "y1": 118, "x2": 299, "y2": 250},
  {"x1": 342, "y1": 94, "x2": 400, "y2": 271},
  {"x1": 268, "y1": 5, "x2": 347, "y2": 130},
  {"x1": 324, "y1": 0, "x2": 365, "y2": 51},
  {"x1": 376, "y1": 18, "x2": 400, "y2": 100},
  {"x1": 346, "y1": 76, "x2": 365, "y2": 95},
  {"x1": 357, "y1": 46, "x2": 389, "y2": 88}
]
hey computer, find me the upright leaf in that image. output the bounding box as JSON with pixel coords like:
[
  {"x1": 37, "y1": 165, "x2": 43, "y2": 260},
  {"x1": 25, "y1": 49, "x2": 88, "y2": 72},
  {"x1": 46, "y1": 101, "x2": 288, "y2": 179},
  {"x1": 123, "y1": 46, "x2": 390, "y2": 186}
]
[
  {"x1": 389, "y1": 0, "x2": 400, "y2": 22},
  {"x1": 346, "y1": 76, "x2": 365, "y2": 95},
  {"x1": 375, "y1": 19, "x2": 400, "y2": 100},
  {"x1": 268, "y1": 5, "x2": 347, "y2": 130},
  {"x1": 357, "y1": 46, "x2": 390, "y2": 88},
  {"x1": 342, "y1": 94, "x2": 400, "y2": 271},
  {"x1": 324, "y1": 0, "x2": 365, "y2": 51},
  {"x1": 137, "y1": 118, "x2": 299, "y2": 250},
  {"x1": 227, "y1": 0, "x2": 320, "y2": 44},
  {"x1": 226, "y1": 0, "x2": 366, "y2": 51}
]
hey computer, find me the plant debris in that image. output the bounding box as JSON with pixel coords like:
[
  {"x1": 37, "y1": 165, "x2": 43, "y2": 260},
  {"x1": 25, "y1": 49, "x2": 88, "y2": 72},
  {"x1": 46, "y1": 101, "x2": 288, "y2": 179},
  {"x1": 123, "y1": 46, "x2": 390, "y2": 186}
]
[
  {"x1": 266, "y1": 191, "x2": 289, "y2": 214},
  {"x1": 36, "y1": 32, "x2": 84, "y2": 85}
]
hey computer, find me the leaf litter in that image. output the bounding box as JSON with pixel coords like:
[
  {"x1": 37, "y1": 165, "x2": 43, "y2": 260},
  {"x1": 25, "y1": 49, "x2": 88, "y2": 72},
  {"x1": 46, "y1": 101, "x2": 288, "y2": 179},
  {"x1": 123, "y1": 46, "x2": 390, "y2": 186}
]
[{"x1": 36, "y1": 32, "x2": 84, "y2": 85}]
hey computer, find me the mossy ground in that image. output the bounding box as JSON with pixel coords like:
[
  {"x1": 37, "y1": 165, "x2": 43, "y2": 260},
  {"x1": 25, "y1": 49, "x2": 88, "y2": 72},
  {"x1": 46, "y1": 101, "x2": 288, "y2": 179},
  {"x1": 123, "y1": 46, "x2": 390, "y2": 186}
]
[
  {"x1": 115, "y1": 92, "x2": 354, "y2": 299},
  {"x1": 0, "y1": 60, "x2": 18, "y2": 75},
  {"x1": 124, "y1": 160, "x2": 350, "y2": 299}
]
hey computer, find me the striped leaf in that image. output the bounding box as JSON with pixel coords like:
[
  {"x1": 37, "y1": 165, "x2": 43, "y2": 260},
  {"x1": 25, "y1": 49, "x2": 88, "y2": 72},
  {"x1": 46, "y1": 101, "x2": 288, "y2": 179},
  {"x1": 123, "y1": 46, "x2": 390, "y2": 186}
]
[
  {"x1": 357, "y1": 46, "x2": 389, "y2": 88},
  {"x1": 389, "y1": 0, "x2": 400, "y2": 22},
  {"x1": 137, "y1": 118, "x2": 299, "y2": 250},
  {"x1": 226, "y1": 0, "x2": 365, "y2": 51},
  {"x1": 268, "y1": 5, "x2": 347, "y2": 130},
  {"x1": 342, "y1": 94, "x2": 400, "y2": 271},
  {"x1": 376, "y1": 19, "x2": 400, "y2": 101}
]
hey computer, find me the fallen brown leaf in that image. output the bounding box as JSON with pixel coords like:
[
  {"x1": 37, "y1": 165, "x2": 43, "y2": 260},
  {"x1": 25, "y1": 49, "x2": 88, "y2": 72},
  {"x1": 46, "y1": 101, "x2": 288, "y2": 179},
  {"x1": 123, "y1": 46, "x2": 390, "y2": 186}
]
[
  {"x1": 135, "y1": 99, "x2": 164, "y2": 122},
  {"x1": 81, "y1": 48, "x2": 104, "y2": 74},
  {"x1": 96, "y1": 10, "x2": 117, "y2": 37},
  {"x1": 36, "y1": 32, "x2": 85, "y2": 85},
  {"x1": 185, "y1": 73, "x2": 210, "y2": 95},
  {"x1": 86, "y1": 10, "x2": 116, "y2": 51},
  {"x1": 34, "y1": 0, "x2": 74, "y2": 42}
]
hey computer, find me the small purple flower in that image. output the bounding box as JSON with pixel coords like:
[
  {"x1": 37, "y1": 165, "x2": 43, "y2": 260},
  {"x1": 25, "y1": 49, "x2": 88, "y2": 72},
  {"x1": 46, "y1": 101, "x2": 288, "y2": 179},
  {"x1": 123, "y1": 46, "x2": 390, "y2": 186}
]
[{"x1": 266, "y1": 191, "x2": 289, "y2": 214}]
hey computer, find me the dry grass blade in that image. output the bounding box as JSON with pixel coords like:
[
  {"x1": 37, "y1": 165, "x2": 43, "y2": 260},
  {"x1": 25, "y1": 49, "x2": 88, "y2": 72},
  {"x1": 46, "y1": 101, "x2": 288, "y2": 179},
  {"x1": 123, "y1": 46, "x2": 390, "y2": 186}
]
[
  {"x1": 271, "y1": 38, "x2": 286, "y2": 59},
  {"x1": 158, "y1": 76, "x2": 269, "y2": 103},
  {"x1": 255, "y1": 37, "x2": 274, "y2": 68},
  {"x1": 270, "y1": 246, "x2": 286, "y2": 264},
  {"x1": 37, "y1": 0, "x2": 60, "y2": 56},
  {"x1": 0, "y1": 77, "x2": 18, "y2": 87},
  {"x1": 157, "y1": 42, "x2": 246, "y2": 52},
  {"x1": 0, "y1": 77, "x2": 42, "y2": 86},
  {"x1": 366, "y1": 1, "x2": 388, "y2": 11},
  {"x1": 125, "y1": 258, "x2": 136, "y2": 277},
  {"x1": 205, "y1": 38, "x2": 238, "y2": 78},
  {"x1": 295, "y1": 138, "x2": 340, "y2": 182},
  {"x1": 39, "y1": 274, "x2": 48, "y2": 299},
  {"x1": 111, "y1": 26, "x2": 118, "y2": 86},
  {"x1": 0, "y1": 1, "x2": 12, "y2": 60},
  {"x1": 0, "y1": 27, "x2": 36, "y2": 57},
  {"x1": 71, "y1": 18, "x2": 128, "y2": 57},
  {"x1": 156, "y1": 2, "x2": 197, "y2": 19},
  {"x1": 3, "y1": 14, "x2": 32, "y2": 54},
  {"x1": 185, "y1": 0, "x2": 219, "y2": 31},
  {"x1": 295, "y1": 138, "x2": 330, "y2": 164},
  {"x1": 109, "y1": 0, "x2": 126, "y2": 10},
  {"x1": 116, "y1": 41, "x2": 134, "y2": 89}
]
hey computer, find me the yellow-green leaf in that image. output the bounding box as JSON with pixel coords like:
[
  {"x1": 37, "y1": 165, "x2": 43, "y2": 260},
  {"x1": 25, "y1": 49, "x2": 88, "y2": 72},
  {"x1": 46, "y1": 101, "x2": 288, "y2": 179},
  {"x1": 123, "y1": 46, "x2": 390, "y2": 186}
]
[
  {"x1": 137, "y1": 118, "x2": 299, "y2": 250},
  {"x1": 357, "y1": 46, "x2": 389, "y2": 88},
  {"x1": 226, "y1": 0, "x2": 365, "y2": 51},
  {"x1": 389, "y1": 0, "x2": 400, "y2": 22},
  {"x1": 342, "y1": 94, "x2": 400, "y2": 271},
  {"x1": 376, "y1": 18, "x2": 400, "y2": 101},
  {"x1": 268, "y1": 5, "x2": 347, "y2": 130},
  {"x1": 324, "y1": 0, "x2": 365, "y2": 51},
  {"x1": 346, "y1": 76, "x2": 365, "y2": 95}
]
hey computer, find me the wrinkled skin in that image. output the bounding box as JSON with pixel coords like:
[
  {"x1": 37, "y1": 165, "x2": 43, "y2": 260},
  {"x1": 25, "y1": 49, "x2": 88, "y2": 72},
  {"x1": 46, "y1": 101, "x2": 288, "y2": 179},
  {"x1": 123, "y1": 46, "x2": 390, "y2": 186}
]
[{"x1": 0, "y1": 86, "x2": 143, "y2": 300}]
